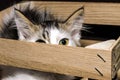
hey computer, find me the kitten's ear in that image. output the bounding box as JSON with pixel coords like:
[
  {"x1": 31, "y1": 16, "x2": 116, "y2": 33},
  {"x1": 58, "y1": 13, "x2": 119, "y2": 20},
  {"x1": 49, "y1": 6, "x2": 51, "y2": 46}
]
[
  {"x1": 14, "y1": 8, "x2": 38, "y2": 40},
  {"x1": 65, "y1": 7, "x2": 84, "y2": 45},
  {"x1": 64, "y1": 7, "x2": 84, "y2": 26}
]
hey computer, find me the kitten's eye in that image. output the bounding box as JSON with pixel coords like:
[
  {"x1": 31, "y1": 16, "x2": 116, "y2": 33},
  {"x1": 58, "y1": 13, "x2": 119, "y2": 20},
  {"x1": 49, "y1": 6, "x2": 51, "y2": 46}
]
[
  {"x1": 59, "y1": 38, "x2": 69, "y2": 45},
  {"x1": 36, "y1": 39, "x2": 45, "y2": 43}
]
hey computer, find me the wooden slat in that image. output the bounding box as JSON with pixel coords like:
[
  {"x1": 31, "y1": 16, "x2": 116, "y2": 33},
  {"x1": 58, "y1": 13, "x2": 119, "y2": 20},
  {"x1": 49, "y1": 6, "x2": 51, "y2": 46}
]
[
  {"x1": 28, "y1": 2, "x2": 120, "y2": 26},
  {"x1": 36, "y1": 2, "x2": 120, "y2": 26},
  {"x1": 84, "y1": 3, "x2": 120, "y2": 26},
  {"x1": 1, "y1": 2, "x2": 120, "y2": 26},
  {"x1": 0, "y1": 38, "x2": 112, "y2": 80},
  {"x1": 0, "y1": 1, "x2": 84, "y2": 22},
  {"x1": 111, "y1": 37, "x2": 120, "y2": 78}
]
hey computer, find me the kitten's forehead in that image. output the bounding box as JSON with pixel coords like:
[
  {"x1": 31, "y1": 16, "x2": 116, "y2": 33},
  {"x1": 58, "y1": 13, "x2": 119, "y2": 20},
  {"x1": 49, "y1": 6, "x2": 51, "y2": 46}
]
[
  {"x1": 48, "y1": 27, "x2": 70, "y2": 44},
  {"x1": 42, "y1": 21, "x2": 59, "y2": 28}
]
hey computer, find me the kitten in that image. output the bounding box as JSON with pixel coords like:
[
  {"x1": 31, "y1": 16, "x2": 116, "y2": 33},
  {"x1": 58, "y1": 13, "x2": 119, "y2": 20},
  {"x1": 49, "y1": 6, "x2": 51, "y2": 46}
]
[{"x1": 0, "y1": 2, "x2": 84, "y2": 80}]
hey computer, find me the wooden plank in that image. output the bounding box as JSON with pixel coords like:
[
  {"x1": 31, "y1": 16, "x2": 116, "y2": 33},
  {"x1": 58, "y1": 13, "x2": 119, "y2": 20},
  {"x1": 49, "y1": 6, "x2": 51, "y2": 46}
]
[
  {"x1": 26, "y1": 2, "x2": 120, "y2": 26},
  {"x1": 0, "y1": 38, "x2": 112, "y2": 80},
  {"x1": 84, "y1": 3, "x2": 120, "y2": 26},
  {"x1": 1, "y1": 2, "x2": 120, "y2": 26},
  {"x1": 111, "y1": 37, "x2": 120, "y2": 78},
  {"x1": 33, "y1": 2, "x2": 120, "y2": 26}
]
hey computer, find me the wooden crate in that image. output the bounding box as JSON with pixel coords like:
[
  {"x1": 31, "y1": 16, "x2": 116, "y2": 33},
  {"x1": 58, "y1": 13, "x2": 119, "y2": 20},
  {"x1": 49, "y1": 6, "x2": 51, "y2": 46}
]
[
  {"x1": 0, "y1": 38, "x2": 120, "y2": 80},
  {"x1": 0, "y1": 1, "x2": 120, "y2": 80}
]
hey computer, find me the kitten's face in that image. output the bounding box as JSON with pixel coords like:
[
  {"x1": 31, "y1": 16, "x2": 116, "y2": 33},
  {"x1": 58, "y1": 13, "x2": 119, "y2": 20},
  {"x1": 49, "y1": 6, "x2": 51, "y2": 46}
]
[
  {"x1": 25, "y1": 27, "x2": 77, "y2": 46},
  {"x1": 14, "y1": 7, "x2": 83, "y2": 47}
]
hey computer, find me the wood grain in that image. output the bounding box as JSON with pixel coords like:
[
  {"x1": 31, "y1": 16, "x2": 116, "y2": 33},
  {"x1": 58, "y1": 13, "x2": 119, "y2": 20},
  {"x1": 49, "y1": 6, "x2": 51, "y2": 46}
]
[
  {"x1": 1, "y1": 2, "x2": 120, "y2": 26},
  {"x1": 84, "y1": 3, "x2": 120, "y2": 26},
  {"x1": 0, "y1": 38, "x2": 112, "y2": 80}
]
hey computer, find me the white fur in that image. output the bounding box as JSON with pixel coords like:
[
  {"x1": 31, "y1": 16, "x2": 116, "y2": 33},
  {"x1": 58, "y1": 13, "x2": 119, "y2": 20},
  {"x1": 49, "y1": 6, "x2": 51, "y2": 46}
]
[
  {"x1": 1, "y1": 66, "x2": 74, "y2": 80},
  {"x1": 49, "y1": 27, "x2": 76, "y2": 46},
  {"x1": 17, "y1": 27, "x2": 78, "y2": 47},
  {"x1": 3, "y1": 74, "x2": 38, "y2": 80}
]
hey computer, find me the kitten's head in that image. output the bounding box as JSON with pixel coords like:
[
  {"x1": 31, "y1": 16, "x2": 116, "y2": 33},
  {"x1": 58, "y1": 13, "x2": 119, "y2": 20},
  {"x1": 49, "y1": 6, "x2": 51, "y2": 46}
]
[{"x1": 9, "y1": 3, "x2": 83, "y2": 47}]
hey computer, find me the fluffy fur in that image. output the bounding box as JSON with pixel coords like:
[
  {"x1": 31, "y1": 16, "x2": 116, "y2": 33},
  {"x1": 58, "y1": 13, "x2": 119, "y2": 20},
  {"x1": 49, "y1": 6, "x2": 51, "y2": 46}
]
[
  {"x1": 1, "y1": 65, "x2": 74, "y2": 80},
  {"x1": 0, "y1": 2, "x2": 84, "y2": 80}
]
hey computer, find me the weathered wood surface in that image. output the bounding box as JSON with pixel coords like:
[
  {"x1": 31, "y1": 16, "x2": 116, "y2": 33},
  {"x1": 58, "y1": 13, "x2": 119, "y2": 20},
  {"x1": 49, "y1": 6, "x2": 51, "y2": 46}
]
[{"x1": 0, "y1": 38, "x2": 112, "y2": 80}]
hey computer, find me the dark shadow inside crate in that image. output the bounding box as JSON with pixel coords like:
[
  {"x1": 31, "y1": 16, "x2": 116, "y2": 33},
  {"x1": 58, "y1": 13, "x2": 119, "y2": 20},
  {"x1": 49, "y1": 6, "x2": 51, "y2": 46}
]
[{"x1": 81, "y1": 24, "x2": 120, "y2": 40}]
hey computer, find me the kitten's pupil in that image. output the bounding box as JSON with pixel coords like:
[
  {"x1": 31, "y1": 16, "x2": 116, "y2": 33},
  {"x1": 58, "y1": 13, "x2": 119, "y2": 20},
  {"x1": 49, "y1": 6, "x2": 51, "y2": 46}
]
[
  {"x1": 61, "y1": 39, "x2": 66, "y2": 45},
  {"x1": 36, "y1": 39, "x2": 45, "y2": 43}
]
